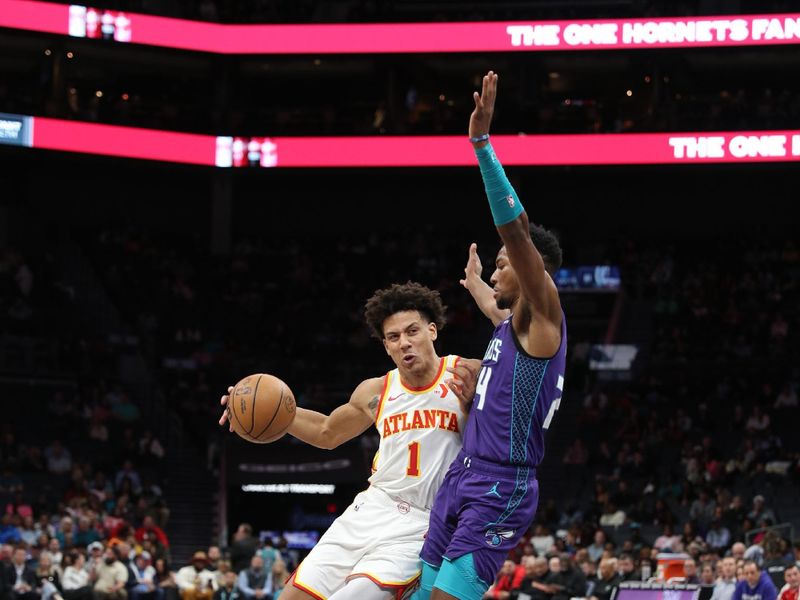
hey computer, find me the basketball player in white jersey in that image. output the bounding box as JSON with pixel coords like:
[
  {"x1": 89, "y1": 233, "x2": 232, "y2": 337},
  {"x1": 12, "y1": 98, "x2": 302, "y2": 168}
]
[{"x1": 219, "y1": 282, "x2": 480, "y2": 600}]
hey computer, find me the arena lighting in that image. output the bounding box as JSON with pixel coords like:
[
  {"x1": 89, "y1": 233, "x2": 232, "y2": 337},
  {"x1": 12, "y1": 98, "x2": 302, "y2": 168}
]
[
  {"x1": 241, "y1": 484, "x2": 336, "y2": 494},
  {"x1": 2, "y1": 113, "x2": 800, "y2": 167},
  {"x1": 0, "y1": 0, "x2": 799, "y2": 54}
]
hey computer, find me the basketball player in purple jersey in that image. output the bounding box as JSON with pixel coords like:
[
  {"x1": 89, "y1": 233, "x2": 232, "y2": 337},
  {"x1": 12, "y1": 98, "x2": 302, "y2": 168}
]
[{"x1": 412, "y1": 71, "x2": 567, "y2": 600}]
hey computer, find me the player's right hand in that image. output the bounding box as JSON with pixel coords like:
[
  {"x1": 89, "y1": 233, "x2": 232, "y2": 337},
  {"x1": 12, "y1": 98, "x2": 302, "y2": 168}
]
[
  {"x1": 459, "y1": 243, "x2": 483, "y2": 291},
  {"x1": 469, "y1": 70, "x2": 498, "y2": 140},
  {"x1": 218, "y1": 386, "x2": 234, "y2": 431}
]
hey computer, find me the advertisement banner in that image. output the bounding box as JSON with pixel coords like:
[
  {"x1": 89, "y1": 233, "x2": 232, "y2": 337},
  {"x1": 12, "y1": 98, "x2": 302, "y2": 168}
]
[{"x1": 0, "y1": 0, "x2": 798, "y2": 54}]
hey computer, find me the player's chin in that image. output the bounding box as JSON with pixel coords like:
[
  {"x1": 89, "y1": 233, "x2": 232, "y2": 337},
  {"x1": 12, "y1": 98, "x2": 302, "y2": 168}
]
[
  {"x1": 496, "y1": 296, "x2": 511, "y2": 310},
  {"x1": 401, "y1": 354, "x2": 417, "y2": 369}
]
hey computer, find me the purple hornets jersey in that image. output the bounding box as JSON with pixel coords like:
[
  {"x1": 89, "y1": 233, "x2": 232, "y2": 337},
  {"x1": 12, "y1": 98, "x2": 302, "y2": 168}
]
[{"x1": 463, "y1": 313, "x2": 567, "y2": 467}]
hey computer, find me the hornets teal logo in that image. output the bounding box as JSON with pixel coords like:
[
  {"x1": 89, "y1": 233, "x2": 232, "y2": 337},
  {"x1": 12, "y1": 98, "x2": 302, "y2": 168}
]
[{"x1": 484, "y1": 528, "x2": 515, "y2": 547}]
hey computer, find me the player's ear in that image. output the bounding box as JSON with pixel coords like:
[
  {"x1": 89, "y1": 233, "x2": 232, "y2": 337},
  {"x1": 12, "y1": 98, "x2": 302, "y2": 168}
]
[
  {"x1": 428, "y1": 322, "x2": 438, "y2": 342},
  {"x1": 382, "y1": 338, "x2": 391, "y2": 355}
]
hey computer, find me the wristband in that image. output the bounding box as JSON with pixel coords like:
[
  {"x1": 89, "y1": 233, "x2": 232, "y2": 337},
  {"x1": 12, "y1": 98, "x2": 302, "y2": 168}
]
[{"x1": 469, "y1": 133, "x2": 490, "y2": 144}]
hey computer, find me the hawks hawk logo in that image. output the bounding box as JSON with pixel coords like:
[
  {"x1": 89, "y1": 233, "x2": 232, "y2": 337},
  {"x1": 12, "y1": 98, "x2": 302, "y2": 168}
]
[{"x1": 484, "y1": 528, "x2": 515, "y2": 547}]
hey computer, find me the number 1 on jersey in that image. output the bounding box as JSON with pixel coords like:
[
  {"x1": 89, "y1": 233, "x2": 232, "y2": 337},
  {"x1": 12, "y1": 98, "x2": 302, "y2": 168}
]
[{"x1": 406, "y1": 441, "x2": 421, "y2": 477}]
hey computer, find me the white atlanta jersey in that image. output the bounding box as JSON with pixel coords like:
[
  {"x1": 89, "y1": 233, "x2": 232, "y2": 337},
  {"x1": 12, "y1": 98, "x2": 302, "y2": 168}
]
[
  {"x1": 368, "y1": 354, "x2": 466, "y2": 510},
  {"x1": 290, "y1": 356, "x2": 465, "y2": 598}
]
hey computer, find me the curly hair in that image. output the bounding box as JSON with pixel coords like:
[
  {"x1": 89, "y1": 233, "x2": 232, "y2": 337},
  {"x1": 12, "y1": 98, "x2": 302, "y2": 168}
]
[
  {"x1": 530, "y1": 224, "x2": 563, "y2": 276},
  {"x1": 364, "y1": 282, "x2": 447, "y2": 340}
]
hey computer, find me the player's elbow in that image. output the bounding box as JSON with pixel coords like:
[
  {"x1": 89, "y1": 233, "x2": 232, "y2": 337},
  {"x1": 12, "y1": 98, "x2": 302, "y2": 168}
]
[{"x1": 317, "y1": 425, "x2": 341, "y2": 450}]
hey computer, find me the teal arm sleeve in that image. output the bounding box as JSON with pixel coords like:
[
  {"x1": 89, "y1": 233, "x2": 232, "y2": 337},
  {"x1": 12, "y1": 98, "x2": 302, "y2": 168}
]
[{"x1": 474, "y1": 142, "x2": 524, "y2": 226}]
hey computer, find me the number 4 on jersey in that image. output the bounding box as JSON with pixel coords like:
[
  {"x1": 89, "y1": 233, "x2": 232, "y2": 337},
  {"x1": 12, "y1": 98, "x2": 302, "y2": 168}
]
[
  {"x1": 475, "y1": 366, "x2": 492, "y2": 411},
  {"x1": 543, "y1": 375, "x2": 564, "y2": 430}
]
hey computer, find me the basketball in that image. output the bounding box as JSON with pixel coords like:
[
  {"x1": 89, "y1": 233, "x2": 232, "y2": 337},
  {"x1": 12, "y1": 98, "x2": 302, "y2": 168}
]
[{"x1": 228, "y1": 373, "x2": 296, "y2": 443}]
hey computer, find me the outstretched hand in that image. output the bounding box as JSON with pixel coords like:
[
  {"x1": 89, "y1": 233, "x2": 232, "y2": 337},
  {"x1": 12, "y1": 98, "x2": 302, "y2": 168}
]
[
  {"x1": 218, "y1": 386, "x2": 234, "y2": 432},
  {"x1": 460, "y1": 243, "x2": 483, "y2": 291},
  {"x1": 469, "y1": 71, "x2": 498, "y2": 141}
]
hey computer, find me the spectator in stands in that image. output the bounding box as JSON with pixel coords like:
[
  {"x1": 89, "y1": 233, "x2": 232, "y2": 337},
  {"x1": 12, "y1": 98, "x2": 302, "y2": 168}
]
[
  {"x1": 551, "y1": 554, "x2": 587, "y2": 600},
  {"x1": 733, "y1": 561, "x2": 777, "y2": 600},
  {"x1": 61, "y1": 552, "x2": 92, "y2": 600},
  {"x1": 579, "y1": 558, "x2": 598, "y2": 596},
  {"x1": 531, "y1": 525, "x2": 555, "y2": 557},
  {"x1": 691, "y1": 490, "x2": 717, "y2": 530},
  {"x1": 507, "y1": 556, "x2": 548, "y2": 600},
  {"x1": 211, "y1": 573, "x2": 239, "y2": 600},
  {"x1": 205, "y1": 550, "x2": 220, "y2": 575},
  {"x1": 655, "y1": 524, "x2": 682, "y2": 552},
  {"x1": 254, "y1": 542, "x2": 278, "y2": 577},
  {"x1": 228, "y1": 526, "x2": 257, "y2": 575},
  {"x1": 685, "y1": 559, "x2": 701, "y2": 584},
  {"x1": 778, "y1": 564, "x2": 799, "y2": 600},
  {"x1": 93, "y1": 547, "x2": 129, "y2": 600},
  {"x1": 55, "y1": 519, "x2": 74, "y2": 551},
  {"x1": 116, "y1": 542, "x2": 137, "y2": 600},
  {"x1": 175, "y1": 552, "x2": 216, "y2": 600},
  {"x1": 129, "y1": 551, "x2": 157, "y2": 600},
  {"x1": 707, "y1": 514, "x2": 732, "y2": 554},
  {"x1": 74, "y1": 519, "x2": 101, "y2": 550},
  {"x1": 587, "y1": 531, "x2": 606, "y2": 563},
  {"x1": 114, "y1": 463, "x2": 141, "y2": 496},
  {"x1": 590, "y1": 558, "x2": 620, "y2": 600},
  {"x1": 599, "y1": 501, "x2": 626, "y2": 527},
  {"x1": 0, "y1": 515, "x2": 21, "y2": 545},
  {"x1": 618, "y1": 554, "x2": 640, "y2": 582},
  {"x1": 268, "y1": 562, "x2": 287, "y2": 600},
  {"x1": 45, "y1": 442, "x2": 72, "y2": 476},
  {"x1": 7, "y1": 546, "x2": 38, "y2": 600},
  {"x1": 700, "y1": 562, "x2": 717, "y2": 600},
  {"x1": 87, "y1": 543, "x2": 105, "y2": 576},
  {"x1": 726, "y1": 498, "x2": 747, "y2": 532},
  {"x1": 712, "y1": 558, "x2": 739, "y2": 600},
  {"x1": 210, "y1": 562, "x2": 230, "y2": 590},
  {"x1": 134, "y1": 519, "x2": 168, "y2": 552},
  {"x1": 731, "y1": 543, "x2": 747, "y2": 562},
  {"x1": 153, "y1": 559, "x2": 177, "y2": 600},
  {"x1": 681, "y1": 523, "x2": 704, "y2": 553},
  {"x1": 235, "y1": 556, "x2": 271, "y2": 600},
  {"x1": 763, "y1": 533, "x2": 792, "y2": 589},
  {"x1": 35, "y1": 553, "x2": 63, "y2": 600},
  {"x1": 748, "y1": 497, "x2": 777, "y2": 528}
]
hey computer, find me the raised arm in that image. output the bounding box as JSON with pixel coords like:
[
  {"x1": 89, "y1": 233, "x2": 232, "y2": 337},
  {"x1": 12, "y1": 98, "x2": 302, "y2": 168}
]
[
  {"x1": 469, "y1": 72, "x2": 562, "y2": 350},
  {"x1": 460, "y1": 242, "x2": 510, "y2": 327},
  {"x1": 219, "y1": 377, "x2": 382, "y2": 450}
]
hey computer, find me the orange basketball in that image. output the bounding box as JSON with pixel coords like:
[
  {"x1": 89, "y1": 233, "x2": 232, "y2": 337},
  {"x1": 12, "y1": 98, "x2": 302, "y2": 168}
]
[{"x1": 228, "y1": 373, "x2": 296, "y2": 443}]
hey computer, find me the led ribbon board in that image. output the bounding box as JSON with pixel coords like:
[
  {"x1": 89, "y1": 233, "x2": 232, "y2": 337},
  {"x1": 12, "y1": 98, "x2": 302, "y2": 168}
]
[
  {"x1": 0, "y1": 1, "x2": 799, "y2": 53},
  {"x1": 4, "y1": 114, "x2": 798, "y2": 167}
]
